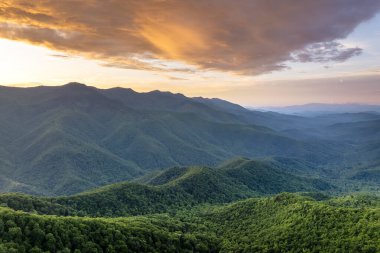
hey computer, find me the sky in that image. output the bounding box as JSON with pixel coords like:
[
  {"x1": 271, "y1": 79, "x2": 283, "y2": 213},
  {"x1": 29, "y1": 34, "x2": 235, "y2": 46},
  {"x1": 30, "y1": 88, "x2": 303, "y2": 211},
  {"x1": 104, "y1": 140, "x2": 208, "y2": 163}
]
[{"x1": 0, "y1": 0, "x2": 379, "y2": 106}]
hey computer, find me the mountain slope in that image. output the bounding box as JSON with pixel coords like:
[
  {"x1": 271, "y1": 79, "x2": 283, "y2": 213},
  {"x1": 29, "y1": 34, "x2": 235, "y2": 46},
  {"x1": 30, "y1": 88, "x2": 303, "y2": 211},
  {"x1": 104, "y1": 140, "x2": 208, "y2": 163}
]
[
  {"x1": 204, "y1": 193, "x2": 380, "y2": 252},
  {"x1": 0, "y1": 158, "x2": 334, "y2": 217},
  {"x1": 0, "y1": 83, "x2": 344, "y2": 195}
]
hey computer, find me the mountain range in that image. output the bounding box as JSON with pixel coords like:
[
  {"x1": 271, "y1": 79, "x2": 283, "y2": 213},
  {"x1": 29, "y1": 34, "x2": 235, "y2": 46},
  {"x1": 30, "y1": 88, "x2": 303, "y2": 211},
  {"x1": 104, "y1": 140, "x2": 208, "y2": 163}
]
[
  {"x1": 0, "y1": 83, "x2": 379, "y2": 252},
  {"x1": 0, "y1": 83, "x2": 379, "y2": 196}
]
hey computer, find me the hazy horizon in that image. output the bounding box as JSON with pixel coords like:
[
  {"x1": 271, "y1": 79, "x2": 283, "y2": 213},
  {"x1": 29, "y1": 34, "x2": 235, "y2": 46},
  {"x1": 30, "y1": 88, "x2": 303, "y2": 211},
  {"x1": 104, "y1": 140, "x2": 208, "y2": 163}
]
[{"x1": 1, "y1": 82, "x2": 380, "y2": 108}]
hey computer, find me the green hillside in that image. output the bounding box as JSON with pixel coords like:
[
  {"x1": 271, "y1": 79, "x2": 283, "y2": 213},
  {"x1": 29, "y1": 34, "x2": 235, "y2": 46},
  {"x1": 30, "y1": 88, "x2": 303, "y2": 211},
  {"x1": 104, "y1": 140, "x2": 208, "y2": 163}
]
[
  {"x1": 202, "y1": 193, "x2": 380, "y2": 252},
  {"x1": 0, "y1": 207, "x2": 219, "y2": 253},
  {"x1": 0, "y1": 158, "x2": 334, "y2": 217},
  {"x1": 0, "y1": 193, "x2": 378, "y2": 252}
]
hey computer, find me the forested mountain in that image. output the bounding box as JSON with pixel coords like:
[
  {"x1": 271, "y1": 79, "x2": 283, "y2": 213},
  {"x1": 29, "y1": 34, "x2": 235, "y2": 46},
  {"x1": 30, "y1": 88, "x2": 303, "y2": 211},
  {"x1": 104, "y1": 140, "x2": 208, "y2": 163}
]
[
  {"x1": 0, "y1": 83, "x2": 379, "y2": 252},
  {"x1": 0, "y1": 83, "x2": 379, "y2": 196},
  {"x1": 0, "y1": 193, "x2": 379, "y2": 252},
  {"x1": 0, "y1": 158, "x2": 334, "y2": 217}
]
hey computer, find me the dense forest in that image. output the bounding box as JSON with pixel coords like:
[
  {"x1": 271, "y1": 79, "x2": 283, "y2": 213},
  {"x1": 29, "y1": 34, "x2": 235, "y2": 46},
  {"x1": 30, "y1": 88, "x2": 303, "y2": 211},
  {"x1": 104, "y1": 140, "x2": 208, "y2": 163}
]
[
  {"x1": 0, "y1": 193, "x2": 379, "y2": 252},
  {"x1": 0, "y1": 163, "x2": 379, "y2": 252}
]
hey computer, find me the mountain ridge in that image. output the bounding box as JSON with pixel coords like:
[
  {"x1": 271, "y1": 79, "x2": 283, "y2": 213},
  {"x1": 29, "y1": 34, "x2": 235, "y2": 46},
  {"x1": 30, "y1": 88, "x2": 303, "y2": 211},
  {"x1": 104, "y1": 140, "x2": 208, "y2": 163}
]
[
  {"x1": 0, "y1": 83, "x2": 378, "y2": 196},
  {"x1": 0, "y1": 157, "x2": 335, "y2": 217}
]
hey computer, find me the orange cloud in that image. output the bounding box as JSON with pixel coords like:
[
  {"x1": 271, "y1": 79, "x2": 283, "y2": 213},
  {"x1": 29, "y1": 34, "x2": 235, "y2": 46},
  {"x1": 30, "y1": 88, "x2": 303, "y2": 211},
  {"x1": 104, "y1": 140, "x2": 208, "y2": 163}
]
[
  {"x1": 0, "y1": 0, "x2": 379, "y2": 74},
  {"x1": 139, "y1": 23, "x2": 209, "y2": 59}
]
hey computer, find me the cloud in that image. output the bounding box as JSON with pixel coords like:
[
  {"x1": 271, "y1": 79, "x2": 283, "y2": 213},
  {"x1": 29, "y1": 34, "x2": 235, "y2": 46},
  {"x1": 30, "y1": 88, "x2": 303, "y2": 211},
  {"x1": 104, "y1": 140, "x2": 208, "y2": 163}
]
[
  {"x1": 165, "y1": 76, "x2": 189, "y2": 81},
  {"x1": 0, "y1": 0, "x2": 379, "y2": 75},
  {"x1": 50, "y1": 54, "x2": 70, "y2": 58},
  {"x1": 291, "y1": 41, "x2": 362, "y2": 63}
]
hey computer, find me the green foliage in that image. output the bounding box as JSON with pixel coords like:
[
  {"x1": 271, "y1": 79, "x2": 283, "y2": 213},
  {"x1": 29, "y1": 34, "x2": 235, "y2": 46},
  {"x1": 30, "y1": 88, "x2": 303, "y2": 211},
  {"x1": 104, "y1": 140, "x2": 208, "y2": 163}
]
[
  {"x1": 199, "y1": 193, "x2": 380, "y2": 252},
  {"x1": 327, "y1": 194, "x2": 380, "y2": 208},
  {"x1": 0, "y1": 160, "x2": 334, "y2": 217},
  {"x1": 0, "y1": 207, "x2": 219, "y2": 252},
  {"x1": 0, "y1": 194, "x2": 379, "y2": 252}
]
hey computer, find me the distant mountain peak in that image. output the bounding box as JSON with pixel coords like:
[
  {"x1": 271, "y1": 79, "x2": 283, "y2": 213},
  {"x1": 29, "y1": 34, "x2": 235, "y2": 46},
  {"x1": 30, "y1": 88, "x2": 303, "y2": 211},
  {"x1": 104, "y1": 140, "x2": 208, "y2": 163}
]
[
  {"x1": 64, "y1": 82, "x2": 88, "y2": 87},
  {"x1": 107, "y1": 87, "x2": 136, "y2": 93},
  {"x1": 147, "y1": 89, "x2": 186, "y2": 97},
  {"x1": 60, "y1": 82, "x2": 98, "y2": 94}
]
